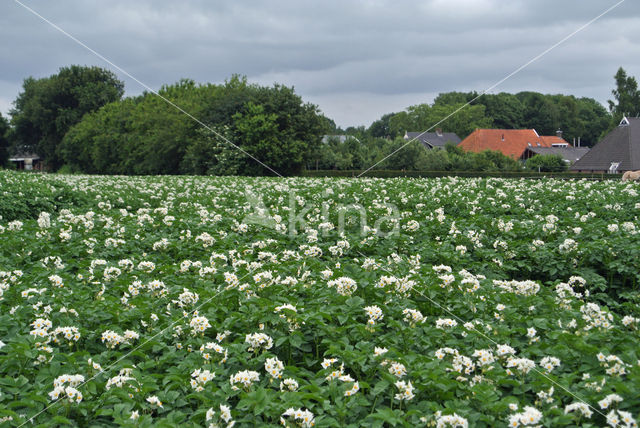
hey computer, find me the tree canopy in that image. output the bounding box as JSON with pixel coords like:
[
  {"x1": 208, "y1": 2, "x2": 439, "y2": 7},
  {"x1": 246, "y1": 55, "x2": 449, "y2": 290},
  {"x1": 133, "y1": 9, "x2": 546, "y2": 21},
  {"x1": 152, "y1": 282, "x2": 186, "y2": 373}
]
[
  {"x1": 0, "y1": 113, "x2": 9, "y2": 166},
  {"x1": 9, "y1": 65, "x2": 125, "y2": 170},
  {"x1": 608, "y1": 67, "x2": 640, "y2": 126},
  {"x1": 2, "y1": 64, "x2": 628, "y2": 174},
  {"x1": 369, "y1": 90, "x2": 610, "y2": 148},
  {"x1": 60, "y1": 76, "x2": 328, "y2": 176},
  {"x1": 387, "y1": 102, "x2": 493, "y2": 140}
]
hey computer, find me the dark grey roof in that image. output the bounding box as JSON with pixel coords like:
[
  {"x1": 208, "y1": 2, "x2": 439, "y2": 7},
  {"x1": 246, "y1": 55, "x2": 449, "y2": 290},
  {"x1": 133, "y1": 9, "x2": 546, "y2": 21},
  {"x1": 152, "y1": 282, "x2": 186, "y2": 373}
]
[
  {"x1": 524, "y1": 146, "x2": 590, "y2": 163},
  {"x1": 8, "y1": 152, "x2": 40, "y2": 161},
  {"x1": 404, "y1": 131, "x2": 461, "y2": 148},
  {"x1": 570, "y1": 117, "x2": 640, "y2": 171}
]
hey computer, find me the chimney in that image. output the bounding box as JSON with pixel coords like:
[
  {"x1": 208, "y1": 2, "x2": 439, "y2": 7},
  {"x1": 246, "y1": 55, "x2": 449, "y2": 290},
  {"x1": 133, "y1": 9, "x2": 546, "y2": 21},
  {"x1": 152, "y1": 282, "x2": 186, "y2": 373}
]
[
  {"x1": 572, "y1": 138, "x2": 575, "y2": 148},
  {"x1": 501, "y1": 133, "x2": 504, "y2": 141},
  {"x1": 436, "y1": 128, "x2": 443, "y2": 137},
  {"x1": 578, "y1": 137, "x2": 581, "y2": 147},
  {"x1": 556, "y1": 129, "x2": 563, "y2": 139}
]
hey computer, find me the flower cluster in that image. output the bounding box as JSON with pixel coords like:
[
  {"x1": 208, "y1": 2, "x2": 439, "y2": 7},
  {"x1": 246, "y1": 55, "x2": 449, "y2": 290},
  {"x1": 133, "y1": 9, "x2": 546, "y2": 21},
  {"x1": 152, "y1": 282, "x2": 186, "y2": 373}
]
[
  {"x1": 101, "y1": 329, "x2": 139, "y2": 349},
  {"x1": 265, "y1": 357, "x2": 284, "y2": 379},
  {"x1": 49, "y1": 374, "x2": 84, "y2": 403},
  {"x1": 245, "y1": 332, "x2": 273, "y2": 352},
  {"x1": 206, "y1": 404, "x2": 234, "y2": 428},
  {"x1": 230, "y1": 370, "x2": 260, "y2": 391},
  {"x1": 508, "y1": 406, "x2": 543, "y2": 427},
  {"x1": 402, "y1": 308, "x2": 426, "y2": 326},
  {"x1": 281, "y1": 408, "x2": 315, "y2": 428},
  {"x1": 394, "y1": 380, "x2": 415, "y2": 401},
  {"x1": 191, "y1": 368, "x2": 214, "y2": 391},
  {"x1": 327, "y1": 276, "x2": 358, "y2": 296},
  {"x1": 363, "y1": 305, "x2": 383, "y2": 326},
  {"x1": 200, "y1": 341, "x2": 228, "y2": 363},
  {"x1": 190, "y1": 316, "x2": 211, "y2": 335},
  {"x1": 435, "y1": 412, "x2": 469, "y2": 428}
]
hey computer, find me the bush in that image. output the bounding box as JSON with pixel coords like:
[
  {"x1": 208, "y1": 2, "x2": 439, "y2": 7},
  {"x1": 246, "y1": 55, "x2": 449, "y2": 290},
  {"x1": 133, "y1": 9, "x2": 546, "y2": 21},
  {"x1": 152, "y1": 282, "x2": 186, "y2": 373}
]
[
  {"x1": 0, "y1": 171, "x2": 91, "y2": 221},
  {"x1": 525, "y1": 154, "x2": 568, "y2": 172},
  {"x1": 301, "y1": 169, "x2": 620, "y2": 180}
]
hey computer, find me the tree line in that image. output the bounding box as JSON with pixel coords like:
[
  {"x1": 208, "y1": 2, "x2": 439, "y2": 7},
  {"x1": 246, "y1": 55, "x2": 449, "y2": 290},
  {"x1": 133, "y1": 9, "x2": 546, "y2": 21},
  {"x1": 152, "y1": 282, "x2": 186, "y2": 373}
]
[{"x1": 1, "y1": 65, "x2": 638, "y2": 174}]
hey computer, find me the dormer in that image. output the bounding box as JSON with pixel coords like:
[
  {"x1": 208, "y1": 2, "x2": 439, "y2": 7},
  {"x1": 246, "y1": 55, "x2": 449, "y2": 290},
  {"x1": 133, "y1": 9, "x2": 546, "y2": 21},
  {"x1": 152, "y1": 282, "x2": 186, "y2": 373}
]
[{"x1": 620, "y1": 117, "x2": 630, "y2": 126}]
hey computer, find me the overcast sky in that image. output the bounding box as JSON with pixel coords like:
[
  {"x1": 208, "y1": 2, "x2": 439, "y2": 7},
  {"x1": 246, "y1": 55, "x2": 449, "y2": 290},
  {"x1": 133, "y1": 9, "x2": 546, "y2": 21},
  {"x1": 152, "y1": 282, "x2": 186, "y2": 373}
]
[{"x1": 1, "y1": 0, "x2": 640, "y2": 128}]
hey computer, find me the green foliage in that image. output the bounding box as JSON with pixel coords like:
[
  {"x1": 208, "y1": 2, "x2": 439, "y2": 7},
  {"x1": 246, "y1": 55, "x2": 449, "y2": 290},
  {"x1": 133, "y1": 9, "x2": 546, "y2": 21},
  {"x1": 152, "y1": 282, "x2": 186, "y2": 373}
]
[
  {"x1": 379, "y1": 139, "x2": 428, "y2": 170},
  {"x1": 416, "y1": 146, "x2": 452, "y2": 171},
  {"x1": 525, "y1": 154, "x2": 568, "y2": 172},
  {"x1": 608, "y1": 67, "x2": 640, "y2": 126},
  {"x1": 8, "y1": 65, "x2": 125, "y2": 170},
  {"x1": 309, "y1": 136, "x2": 522, "y2": 173},
  {"x1": 0, "y1": 113, "x2": 8, "y2": 167},
  {"x1": 515, "y1": 91, "x2": 558, "y2": 136},
  {"x1": 476, "y1": 93, "x2": 524, "y2": 129},
  {"x1": 61, "y1": 77, "x2": 327, "y2": 176},
  {"x1": 180, "y1": 127, "x2": 243, "y2": 176},
  {"x1": 375, "y1": 90, "x2": 610, "y2": 148},
  {"x1": 302, "y1": 170, "x2": 617, "y2": 179},
  {"x1": 387, "y1": 102, "x2": 492, "y2": 140},
  {"x1": 368, "y1": 113, "x2": 396, "y2": 138},
  {"x1": 0, "y1": 171, "x2": 91, "y2": 221},
  {"x1": 308, "y1": 136, "x2": 387, "y2": 171},
  {"x1": 0, "y1": 171, "x2": 638, "y2": 427},
  {"x1": 432, "y1": 91, "x2": 477, "y2": 106},
  {"x1": 429, "y1": 103, "x2": 494, "y2": 139}
]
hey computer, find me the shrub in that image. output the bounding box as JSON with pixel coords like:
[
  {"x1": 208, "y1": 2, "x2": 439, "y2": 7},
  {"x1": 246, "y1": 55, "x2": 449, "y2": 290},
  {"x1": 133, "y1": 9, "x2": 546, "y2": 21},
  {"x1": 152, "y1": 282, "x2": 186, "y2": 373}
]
[{"x1": 525, "y1": 154, "x2": 568, "y2": 172}]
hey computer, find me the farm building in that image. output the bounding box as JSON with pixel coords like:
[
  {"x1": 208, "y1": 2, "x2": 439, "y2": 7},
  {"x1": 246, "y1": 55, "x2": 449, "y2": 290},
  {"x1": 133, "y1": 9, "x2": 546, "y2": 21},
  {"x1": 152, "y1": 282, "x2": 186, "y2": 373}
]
[
  {"x1": 458, "y1": 128, "x2": 586, "y2": 163},
  {"x1": 521, "y1": 146, "x2": 590, "y2": 164},
  {"x1": 571, "y1": 117, "x2": 640, "y2": 173},
  {"x1": 403, "y1": 129, "x2": 461, "y2": 149},
  {"x1": 8, "y1": 152, "x2": 41, "y2": 170}
]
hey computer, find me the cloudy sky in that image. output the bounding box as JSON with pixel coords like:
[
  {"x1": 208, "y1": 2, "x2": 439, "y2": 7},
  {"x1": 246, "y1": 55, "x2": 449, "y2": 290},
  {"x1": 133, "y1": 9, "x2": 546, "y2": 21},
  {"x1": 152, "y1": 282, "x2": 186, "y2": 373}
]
[{"x1": 1, "y1": 0, "x2": 640, "y2": 128}]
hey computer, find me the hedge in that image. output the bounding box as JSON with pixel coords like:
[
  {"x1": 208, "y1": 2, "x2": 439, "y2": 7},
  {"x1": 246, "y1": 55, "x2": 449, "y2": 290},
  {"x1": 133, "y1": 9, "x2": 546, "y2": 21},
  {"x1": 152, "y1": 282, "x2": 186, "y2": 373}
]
[{"x1": 300, "y1": 169, "x2": 622, "y2": 180}]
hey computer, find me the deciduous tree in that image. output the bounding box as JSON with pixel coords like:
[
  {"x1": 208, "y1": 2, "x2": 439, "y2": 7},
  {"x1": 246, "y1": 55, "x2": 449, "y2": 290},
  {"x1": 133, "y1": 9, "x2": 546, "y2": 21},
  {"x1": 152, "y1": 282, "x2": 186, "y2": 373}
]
[
  {"x1": 9, "y1": 65, "x2": 124, "y2": 170},
  {"x1": 525, "y1": 154, "x2": 567, "y2": 172},
  {"x1": 0, "y1": 113, "x2": 9, "y2": 166},
  {"x1": 608, "y1": 67, "x2": 640, "y2": 125}
]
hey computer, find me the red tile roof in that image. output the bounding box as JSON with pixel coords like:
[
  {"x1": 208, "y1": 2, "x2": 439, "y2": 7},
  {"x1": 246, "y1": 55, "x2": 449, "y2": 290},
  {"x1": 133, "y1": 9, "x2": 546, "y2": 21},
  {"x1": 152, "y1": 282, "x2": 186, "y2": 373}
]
[
  {"x1": 539, "y1": 136, "x2": 569, "y2": 146},
  {"x1": 458, "y1": 129, "x2": 567, "y2": 159}
]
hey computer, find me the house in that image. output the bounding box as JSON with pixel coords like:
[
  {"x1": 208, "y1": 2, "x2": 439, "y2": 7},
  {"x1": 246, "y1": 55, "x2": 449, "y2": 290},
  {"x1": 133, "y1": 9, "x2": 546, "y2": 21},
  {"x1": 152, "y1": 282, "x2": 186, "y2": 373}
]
[
  {"x1": 8, "y1": 151, "x2": 41, "y2": 170},
  {"x1": 521, "y1": 146, "x2": 590, "y2": 165},
  {"x1": 571, "y1": 117, "x2": 640, "y2": 173},
  {"x1": 403, "y1": 129, "x2": 461, "y2": 149},
  {"x1": 458, "y1": 128, "x2": 577, "y2": 160}
]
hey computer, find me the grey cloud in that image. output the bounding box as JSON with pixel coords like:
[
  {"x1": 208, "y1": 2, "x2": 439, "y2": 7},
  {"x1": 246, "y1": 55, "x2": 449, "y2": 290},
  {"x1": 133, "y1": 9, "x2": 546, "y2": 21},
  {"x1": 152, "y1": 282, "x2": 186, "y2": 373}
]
[{"x1": 1, "y1": 0, "x2": 639, "y2": 127}]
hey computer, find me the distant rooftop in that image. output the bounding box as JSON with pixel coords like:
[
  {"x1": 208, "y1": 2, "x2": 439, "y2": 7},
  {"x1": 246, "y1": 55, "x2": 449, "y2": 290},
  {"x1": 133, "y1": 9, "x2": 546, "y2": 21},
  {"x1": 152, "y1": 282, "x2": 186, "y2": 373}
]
[
  {"x1": 571, "y1": 116, "x2": 640, "y2": 172},
  {"x1": 404, "y1": 130, "x2": 461, "y2": 148}
]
